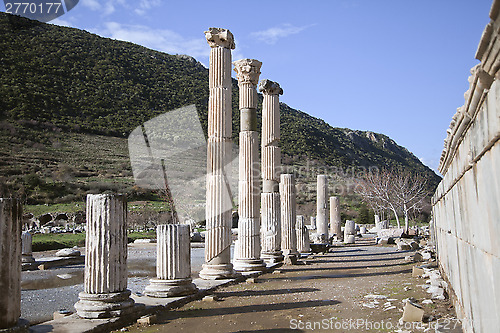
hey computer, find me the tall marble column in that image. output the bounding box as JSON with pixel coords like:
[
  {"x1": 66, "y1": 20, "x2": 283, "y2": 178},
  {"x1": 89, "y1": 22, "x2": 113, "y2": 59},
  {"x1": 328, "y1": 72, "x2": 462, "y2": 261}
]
[
  {"x1": 0, "y1": 199, "x2": 28, "y2": 331},
  {"x1": 233, "y1": 58, "x2": 266, "y2": 272},
  {"x1": 259, "y1": 79, "x2": 283, "y2": 264},
  {"x1": 199, "y1": 28, "x2": 236, "y2": 280},
  {"x1": 75, "y1": 194, "x2": 134, "y2": 319},
  {"x1": 296, "y1": 215, "x2": 310, "y2": 253},
  {"x1": 21, "y1": 231, "x2": 35, "y2": 263},
  {"x1": 329, "y1": 196, "x2": 342, "y2": 241},
  {"x1": 145, "y1": 224, "x2": 197, "y2": 297},
  {"x1": 316, "y1": 175, "x2": 329, "y2": 243},
  {"x1": 280, "y1": 174, "x2": 298, "y2": 264}
]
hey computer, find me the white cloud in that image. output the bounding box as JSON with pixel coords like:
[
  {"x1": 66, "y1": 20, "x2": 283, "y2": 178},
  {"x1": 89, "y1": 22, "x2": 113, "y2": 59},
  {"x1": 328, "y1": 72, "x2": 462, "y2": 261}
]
[
  {"x1": 250, "y1": 23, "x2": 314, "y2": 45},
  {"x1": 50, "y1": 17, "x2": 73, "y2": 27},
  {"x1": 96, "y1": 22, "x2": 209, "y2": 61},
  {"x1": 81, "y1": 0, "x2": 101, "y2": 11}
]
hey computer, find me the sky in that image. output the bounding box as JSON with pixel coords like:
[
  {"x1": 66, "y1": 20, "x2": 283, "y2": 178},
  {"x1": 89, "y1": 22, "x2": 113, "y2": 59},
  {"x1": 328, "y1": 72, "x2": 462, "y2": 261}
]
[{"x1": 1, "y1": 0, "x2": 494, "y2": 174}]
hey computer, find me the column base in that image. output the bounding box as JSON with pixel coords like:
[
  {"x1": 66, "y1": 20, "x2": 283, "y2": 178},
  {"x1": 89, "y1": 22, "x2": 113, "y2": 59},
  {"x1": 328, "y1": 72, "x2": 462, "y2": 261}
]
[
  {"x1": 21, "y1": 255, "x2": 35, "y2": 263},
  {"x1": 233, "y1": 258, "x2": 267, "y2": 272},
  {"x1": 74, "y1": 290, "x2": 135, "y2": 319},
  {"x1": 199, "y1": 263, "x2": 236, "y2": 280},
  {"x1": 0, "y1": 319, "x2": 29, "y2": 333},
  {"x1": 282, "y1": 250, "x2": 299, "y2": 265},
  {"x1": 144, "y1": 278, "x2": 198, "y2": 298},
  {"x1": 261, "y1": 251, "x2": 284, "y2": 264},
  {"x1": 344, "y1": 235, "x2": 355, "y2": 244}
]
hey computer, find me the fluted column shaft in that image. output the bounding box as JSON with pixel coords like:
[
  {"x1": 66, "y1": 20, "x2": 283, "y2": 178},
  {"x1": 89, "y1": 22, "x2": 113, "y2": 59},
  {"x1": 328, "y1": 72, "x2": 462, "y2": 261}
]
[
  {"x1": 75, "y1": 194, "x2": 134, "y2": 319},
  {"x1": 22, "y1": 231, "x2": 35, "y2": 263},
  {"x1": 280, "y1": 174, "x2": 298, "y2": 263},
  {"x1": 0, "y1": 199, "x2": 26, "y2": 330},
  {"x1": 296, "y1": 215, "x2": 310, "y2": 253},
  {"x1": 145, "y1": 224, "x2": 197, "y2": 297},
  {"x1": 316, "y1": 175, "x2": 329, "y2": 242},
  {"x1": 259, "y1": 79, "x2": 283, "y2": 263},
  {"x1": 200, "y1": 28, "x2": 236, "y2": 280},
  {"x1": 329, "y1": 196, "x2": 342, "y2": 240},
  {"x1": 233, "y1": 59, "x2": 265, "y2": 272}
]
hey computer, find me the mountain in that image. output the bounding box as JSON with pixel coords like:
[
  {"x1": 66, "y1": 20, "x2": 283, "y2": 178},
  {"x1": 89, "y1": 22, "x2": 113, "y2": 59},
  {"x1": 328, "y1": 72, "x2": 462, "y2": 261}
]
[{"x1": 0, "y1": 13, "x2": 441, "y2": 206}]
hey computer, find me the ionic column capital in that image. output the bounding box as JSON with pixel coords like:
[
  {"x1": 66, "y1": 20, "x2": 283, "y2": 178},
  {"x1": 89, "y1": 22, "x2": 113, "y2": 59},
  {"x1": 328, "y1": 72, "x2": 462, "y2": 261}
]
[
  {"x1": 205, "y1": 27, "x2": 235, "y2": 49},
  {"x1": 233, "y1": 59, "x2": 262, "y2": 86},
  {"x1": 259, "y1": 79, "x2": 283, "y2": 95}
]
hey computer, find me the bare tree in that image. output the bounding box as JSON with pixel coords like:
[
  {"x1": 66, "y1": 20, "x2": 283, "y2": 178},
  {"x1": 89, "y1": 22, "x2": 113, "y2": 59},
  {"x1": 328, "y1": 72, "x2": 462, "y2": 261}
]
[
  {"x1": 392, "y1": 171, "x2": 428, "y2": 232},
  {"x1": 355, "y1": 168, "x2": 429, "y2": 231}
]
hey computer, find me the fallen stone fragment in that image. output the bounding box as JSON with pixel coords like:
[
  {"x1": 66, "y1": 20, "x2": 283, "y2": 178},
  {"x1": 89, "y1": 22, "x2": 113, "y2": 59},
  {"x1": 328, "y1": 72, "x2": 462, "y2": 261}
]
[
  {"x1": 203, "y1": 295, "x2": 221, "y2": 302},
  {"x1": 364, "y1": 294, "x2": 388, "y2": 299},
  {"x1": 137, "y1": 315, "x2": 157, "y2": 326},
  {"x1": 422, "y1": 299, "x2": 433, "y2": 305},
  {"x1": 401, "y1": 300, "x2": 424, "y2": 322},
  {"x1": 384, "y1": 306, "x2": 396, "y2": 311},
  {"x1": 55, "y1": 248, "x2": 81, "y2": 257},
  {"x1": 412, "y1": 266, "x2": 425, "y2": 277}
]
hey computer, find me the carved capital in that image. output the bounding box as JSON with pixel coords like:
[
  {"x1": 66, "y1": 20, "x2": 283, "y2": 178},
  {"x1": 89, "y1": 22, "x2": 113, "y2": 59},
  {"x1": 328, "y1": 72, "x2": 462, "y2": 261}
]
[
  {"x1": 204, "y1": 28, "x2": 235, "y2": 49},
  {"x1": 233, "y1": 59, "x2": 262, "y2": 85},
  {"x1": 258, "y1": 79, "x2": 283, "y2": 95}
]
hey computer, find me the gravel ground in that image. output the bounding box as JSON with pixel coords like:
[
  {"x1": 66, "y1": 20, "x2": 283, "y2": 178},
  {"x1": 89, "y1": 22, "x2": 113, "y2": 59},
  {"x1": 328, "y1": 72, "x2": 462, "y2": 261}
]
[
  {"x1": 117, "y1": 238, "x2": 461, "y2": 333},
  {"x1": 21, "y1": 243, "x2": 209, "y2": 324}
]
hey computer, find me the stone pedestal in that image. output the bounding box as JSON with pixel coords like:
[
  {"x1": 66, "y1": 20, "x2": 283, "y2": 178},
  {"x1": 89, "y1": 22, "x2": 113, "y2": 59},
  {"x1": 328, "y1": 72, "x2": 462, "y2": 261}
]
[
  {"x1": 0, "y1": 199, "x2": 28, "y2": 331},
  {"x1": 145, "y1": 224, "x2": 197, "y2": 297},
  {"x1": 259, "y1": 79, "x2": 284, "y2": 264},
  {"x1": 199, "y1": 28, "x2": 236, "y2": 280},
  {"x1": 21, "y1": 231, "x2": 35, "y2": 263},
  {"x1": 233, "y1": 59, "x2": 266, "y2": 272},
  {"x1": 296, "y1": 215, "x2": 310, "y2": 253},
  {"x1": 316, "y1": 175, "x2": 329, "y2": 243},
  {"x1": 75, "y1": 194, "x2": 134, "y2": 319},
  {"x1": 280, "y1": 174, "x2": 298, "y2": 264},
  {"x1": 329, "y1": 196, "x2": 342, "y2": 241}
]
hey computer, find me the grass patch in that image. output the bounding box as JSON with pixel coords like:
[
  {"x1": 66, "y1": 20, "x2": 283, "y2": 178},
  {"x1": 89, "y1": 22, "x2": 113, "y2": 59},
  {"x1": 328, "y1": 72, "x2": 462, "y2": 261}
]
[
  {"x1": 25, "y1": 202, "x2": 85, "y2": 216},
  {"x1": 32, "y1": 233, "x2": 86, "y2": 251},
  {"x1": 128, "y1": 231, "x2": 156, "y2": 241}
]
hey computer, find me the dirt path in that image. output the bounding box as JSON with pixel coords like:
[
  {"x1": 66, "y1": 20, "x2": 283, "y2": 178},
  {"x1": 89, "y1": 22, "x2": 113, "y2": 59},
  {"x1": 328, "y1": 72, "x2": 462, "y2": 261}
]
[{"x1": 118, "y1": 237, "x2": 459, "y2": 333}]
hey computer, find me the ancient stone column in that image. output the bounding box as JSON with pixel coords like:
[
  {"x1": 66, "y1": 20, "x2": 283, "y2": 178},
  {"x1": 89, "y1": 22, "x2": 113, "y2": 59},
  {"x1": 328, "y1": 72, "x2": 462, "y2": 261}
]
[
  {"x1": 280, "y1": 174, "x2": 298, "y2": 264},
  {"x1": 75, "y1": 194, "x2": 134, "y2": 319},
  {"x1": 0, "y1": 199, "x2": 28, "y2": 331},
  {"x1": 233, "y1": 58, "x2": 266, "y2": 272},
  {"x1": 21, "y1": 231, "x2": 35, "y2": 263},
  {"x1": 145, "y1": 224, "x2": 197, "y2": 297},
  {"x1": 199, "y1": 28, "x2": 236, "y2": 280},
  {"x1": 344, "y1": 220, "x2": 356, "y2": 244},
  {"x1": 259, "y1": 79, "x2": 284, "y2": 264},
  {"x1": 329, "y1": 196, "x2": 342, "y2": 241},
  {"x1": 316, "y1": 175, "x2": 329, "y2": 243},
  {"x1": 310, "y1": 216, "x2": 316, "y2": 229},
  {"x1": 296, "y1": 215, "x2": 310, "y2": 253}
]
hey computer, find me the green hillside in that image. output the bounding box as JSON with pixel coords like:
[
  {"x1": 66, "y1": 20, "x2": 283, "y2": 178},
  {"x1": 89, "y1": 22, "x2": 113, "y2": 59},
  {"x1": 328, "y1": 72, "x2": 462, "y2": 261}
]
[{"x1": 0, "y1": 13, "x2": 440, "y2": 213}]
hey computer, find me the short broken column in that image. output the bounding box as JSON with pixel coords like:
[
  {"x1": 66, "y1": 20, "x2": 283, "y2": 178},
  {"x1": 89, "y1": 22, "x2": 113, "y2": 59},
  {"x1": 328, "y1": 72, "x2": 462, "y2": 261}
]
[
  {"x1": 344, "y1": 220, "x2": 356, "y2": 244},
  {"x1": 280, "y1": 174, "x2": 298, "y2": 264},
  {"x1": 199, "y1": 27, "x2": 236, "y2": 280},
  {"x1": 75, "y1": 194, "x2": 134, "y2": 319},
  {"x1": 259, "y1": 79, "x2": 284, "y2": 264},
  {"x1": 329, "y1": 196, "x2": 342, "y2": 241},
  {"x1": 21, "y1": 231, "x2": 35, "y2": 264},
  {"x1": 145, "y1": 224, "x2": 197, "y2": 297},
  {"x1": 316, "y1": 175, "x2": 329, "y2": 243},
  {"x1": 310, "y1": 216, "x2": 316, "y2": 229},
  {"x1": 0, "y1": 198, "x2": 28, "y2": 331},
  {"x1": 296, "y1": 215, "x2": 310, "y2": 253},
  {"x1": 233, "y1": 58, "x2": 266, "y2": 272}
]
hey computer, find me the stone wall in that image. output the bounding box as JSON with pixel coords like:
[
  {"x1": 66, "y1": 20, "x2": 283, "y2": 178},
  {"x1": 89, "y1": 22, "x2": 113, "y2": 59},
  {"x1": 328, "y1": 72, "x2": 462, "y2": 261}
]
[{"x1": 432, "y1": 1, "x2": 500, "y2": 332}]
